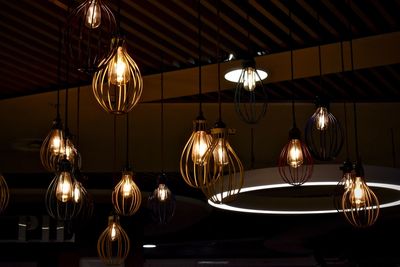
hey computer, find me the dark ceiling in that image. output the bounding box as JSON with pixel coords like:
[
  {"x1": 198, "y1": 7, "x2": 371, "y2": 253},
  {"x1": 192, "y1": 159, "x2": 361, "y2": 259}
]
[{"x1": 1, "y1": 1, "x2": 400, "y2": 267}]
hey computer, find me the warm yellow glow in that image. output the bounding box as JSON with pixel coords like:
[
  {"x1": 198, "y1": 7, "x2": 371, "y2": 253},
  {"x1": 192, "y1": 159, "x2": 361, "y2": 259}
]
[
  {"x1": 110, "y1": 223, "x2": 118, "y2": 241},
  {"x1": 315, "y1": 107, "x2": 329, "y2": 130},
  {"x1": 213, "y1": 138, "x2": 229, "y2": 166},
  {"x1": 287, "y1": 139, "x2": 304, "y2": 168},
  {"x1": 85, "y1": 0, "x2": 101, "y2": 29},
  {"x1": 351, "y1": 177, "x2": 366, "y2": 207},
  {"x1": 156, "y1": 184, "x2": 169, "y2": 202},
  {"x1": 59, "y1": 139, "x2": 75, "y2": 161},
  {"x1": 49, "y1": 130, "x2": 64, "y2": 155},
  {"x1": 73, "y1": 183, "x2": 81, "y2": 203},
  {"x1": 243, "y1": 67, "x2": 256, "y2": 91},
  {"x1": 55, "y1": 172, "x2": 73, "y2": 203},
  {"x1": 191, "y1": 131, "x2": 211, "y2": 165},
  {"x1": 122, "y1": 175, "x2": 134, "y2": 198},
  {"x1": 108, "y1": 47, "x2": 129, "y2": 85},
  {"x1": 343, "y1": 172, "x2": 353, "y2": 190}
]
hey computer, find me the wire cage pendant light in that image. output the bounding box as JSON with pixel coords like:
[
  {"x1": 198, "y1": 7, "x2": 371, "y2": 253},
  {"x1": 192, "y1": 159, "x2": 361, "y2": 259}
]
[
  {"x1": 148, "y1": 173, "x2": 176, "y2": 224},
  {"x1": 64, "y1": 0, "x2": 116, "y2": 74},
  {"x1": 40, "y1": 117, "x2": 65, "y2": 172},
  {"x1": 112, "y1": 169, "x2": 142, "y2": 216},
  {"x1": 92, "y1": 36, "x2": 143, "y2": 114},
  {"x1": 0, "y1": 174, "x2": 9, "y2": 214},
  {"x1": 97, "y1": 215, "x2": 130, "y2": 266}
]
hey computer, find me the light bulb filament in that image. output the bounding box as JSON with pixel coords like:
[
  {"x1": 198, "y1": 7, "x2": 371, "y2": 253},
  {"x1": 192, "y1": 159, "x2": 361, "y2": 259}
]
[
  {"x1": 315, "y1": 107, "x2": 329, "y2": 130},
  {"x1": 213, "y1": 139, "x2": 229, "y2": 166},
  {"x1": 85, "y1": 0, "x2": 101, "y2": 29},
  {"x1": 122, "y1": 179, "x2": 133, "y2": 198},
  {"x1": 191, "y1": 131, "x2": 210, "y2": 165},
  {"x1": 156, "y1": 184, "x2": 169, "y2": 202},
  {"x1": 243, "y1": 67, "x2": 256, "y2": 91},
  {"x1": 110, "y1": 223, "x2": 117, "y2": 241},
  {"x1": 109, "y1": 47, "x2": 129, "y2": 85},
  {"x1": 351, "y1": 177, "x2": 366, "y2": 207},
  {"x1": 287, "y1": 139, "x2": 304, "y2": 168},
  {"x1": 55, "y1": 172, "x2": 73, "y2": 203}
]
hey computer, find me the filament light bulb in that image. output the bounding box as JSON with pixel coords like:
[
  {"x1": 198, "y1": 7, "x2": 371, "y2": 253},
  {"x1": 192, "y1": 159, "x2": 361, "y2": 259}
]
[
  {"x1": 122, "y1": 175, "x2": 134, "y2": 198},
  {"x1": 73, "y1": 182, "x2": 82, "y2": 203},
  {"x1": 343, "y1": 172, "x2": 353, "y2": 190},
  {"x1": 213, "y1": 138, "x2": 229, "y2": 166},
  {"x1": 315, "y1": 107, "x2": 329, "y2": 130},
  {"x1": 56, "y1": 172, "x2": 74, "y2": 203},
  {"x1": 109, "y1": 47, "x2": 130, "y2": 85},
  {"x1": 85, "y1": 0, "x2": 101, "y2": 29},
  {"x1": 243, "y1": 67, "x2": 256, "y2": 91},
  {"x1": 155, "y1": 184, "x2": 170, "y2": 202},
  {"x1": 287, "y1": 139, "x2": 304, "y2": 168},
  {"x1": 110, "y1": 223, "x2": 118, "y2": 241},
  {"x1": 351, "y1": 177, "x2": 366, "y2": 207},
  {"x1": 49, "y1": 130, "x2": 64, "y2": 155},
  {"x1": 191, "y1": 131, "x2": 211, "y2": 165}
]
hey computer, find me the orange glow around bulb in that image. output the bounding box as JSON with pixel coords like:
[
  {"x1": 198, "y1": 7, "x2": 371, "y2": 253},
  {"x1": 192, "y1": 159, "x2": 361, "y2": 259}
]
[
  {"x1": 73, "y1": 183, "x2": 81, "y2": 203},
  {"x1": 191, "y1": 131, "x2": 210, "y2": 165},
  {"x1": 122, "y1": 175, "x2": 133, "y2": 198},
  {"x1": 243, "y1": 67, "x2": 256, "y2": 91},
  {"x1": 110, "y1": 223, "x2": 118, "y2": 241},
  {"x1": 85, "y1": 0, "x2": 101, "y2": 29},
  {"x1": 55, "y1": 172, "x2": 73, "y2": 202},
  {"x1": 109, "y1": 47, "x2": 129, "y2": 85},
  {"x1": 351, "y1": 177, "x2": 366, "y2": 207},
  {"x1": 315, "y1": 107, "x2": 329, "y2": 130},
  {"x1": 156, "y1": 184, "x2": 169, "y2": 202},
  {"x1": 287, "y1": 139, "x2": 304, "y2": 168},
  {"x1": 49, "y1": 130, "x2": 64, "y2": 155},
  {"x1": 213, "y1": 139, "x2": 229, "y2": 166}
]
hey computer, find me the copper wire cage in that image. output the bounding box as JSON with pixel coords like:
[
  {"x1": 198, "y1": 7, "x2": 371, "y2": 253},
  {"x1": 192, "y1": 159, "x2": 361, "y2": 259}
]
[
  {"x1": 111, "y1": 170, "x2": 142, "y2": 216},
  {"x1": 40, "y1": 118, "x2": 65, "y2": 172},
  {"x1": 64, "y1": 0, "x2": 116, "y2": 74},
  {"x1": 0, "y1": 174, "x2": 9, "y2": 214},
  {"x1": 305, "y1": 99, "x2": 344, "y2": 161},
  {"x1": 278, "y1": 127, "x2": 313, "y2": 186},
  {"x1": 92, "y1": 37, "x2": 143, "y2": 114},
  {"x1": 148, "y1": 173, "x2": 176, "y2": 224},
  {"x1": 201, "y1": 121, "x2": 244, "y2": 204},
  {"x1": 180, "y1": 115, "x2": 211, "y2": 188},
  {"x1": 97, "y1": 215, "x2": 130, "y2": 266}
]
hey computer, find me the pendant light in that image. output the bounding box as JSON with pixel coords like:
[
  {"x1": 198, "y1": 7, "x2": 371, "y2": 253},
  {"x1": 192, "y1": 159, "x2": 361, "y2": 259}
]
[
  {"x1": 227, "y1": 0, "x2": 268, "y2": 124},
  {"x1": 97, "y1": 215, "x2": 130, "y2": 266},
  {"x1": 112, "y1": 114, "x2": 142, "y2": 216},
  {"x1": 65, "y1": 0, "x2": 116, "y2": 74},
  {"x1": 92, "y1": 0, "x2": 143, "y2": 114},
  {"x1": 305, "y1": 1, "x2": 343, "y2": 161},
  {"x1": 148, "y1": 64, "x2": 176, "y2": 224},
  {"x1": 278, "y1": 5, "x2": 313, "y2": 186},
  {"x1": 201, "y1": 6, "x2": 244, "y2": 204},
  {"x1": 0, "y1": 174, "x2": 9, "y2": 214},
  {"x1": 180, "y1": 0, "x2": 212, "y2": 189}
]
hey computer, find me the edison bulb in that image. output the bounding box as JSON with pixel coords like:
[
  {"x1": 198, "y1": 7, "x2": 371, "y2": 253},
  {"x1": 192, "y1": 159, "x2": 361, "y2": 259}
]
[
  {"x1": 110, "y1": 223, "x2": 118, "y2": 241},
  {"x1": 315, "y1": 107, "x2": 329, "y2": 130},
  {"x1": 343, "y1": 172, "x2": 353, "y2": 190},
  {"x1": 55, "y1": 171, "x2": 74, "y2": 202},
  {"x1": 351, "y1": 177, "x2": 366, "y2": 207},
  {"x1": 155, "y1": 184, "x2": 170, "y2": 202},
  {"x1": 49, "y1": 129, "x2": 64, "y2": 155},
  {"x1": 213, "y1": 138, "x2": 229, "y2": 166},
  {"x1": 191, "y1": 131, "x2": 211, "y2": 165},
  {"x1": 287, "y1": 139, "x2": 304, "y2": 168},
  {"x1": 85, "y1": 0, "x2": 101, "y2": 29},
  {"x1": 121, "y1": 174, "x2": 134, "y2": 198},
  {"x1": 243, "y1": 67, "x2": 256, "y2": 91},
  {"x1": 73, "y1": 182, "x2": 82, "y2": 203},
  {"x1": 108, "y1": 47, "x2": 130, "y2": 85}
]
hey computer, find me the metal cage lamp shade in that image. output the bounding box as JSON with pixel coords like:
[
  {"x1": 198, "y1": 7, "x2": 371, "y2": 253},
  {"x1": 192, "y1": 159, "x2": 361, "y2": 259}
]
[
  {"x1": 180, "y1": 114, "x2": 212, "y2": 188},
  {"x1": 112, "y1": 169, "x2": 142, "y2": 216},
  {"x1": 305, "y1": 100, "x2": 344, "y2": 162},
  {"x1": 227, "y1": 59, "x2": 268, "y2": 124},
  {"x1": 64, "y1": 0, "x2": 116, "y2": 74},
  {"x1": 72, "y1": 179, "x2": 94, "y2": 222},
  {"x1": 278, "y1": 126, "x2": 313, "y2": 186},
  {"x1": 45, "y1": 158, "x2": 83, "y2": 221},
  {"x1": 341, "y1": 161, "x2": 380, "y2": 227},
  {"x1": 97, "y1": 215, "x2": 130, "y2": 266},
  {"x1": 201, "y1": 121, "x2": 244, "y2": 204},
  {"x1": 148, "y1": 173, "x2": 176, "y2": 224},
  {"x1": 40, "y1": 117, "x2": 65, "y2": 172},
  {"x1": 92, "y1": 36, "x2": 143, "y2": 114},
  {"x1": 0, "y1": 174, "x2": 9, "y2": 214},
  {"x1": 333, "y1": 159, "x2": 354, "y2": 211}
]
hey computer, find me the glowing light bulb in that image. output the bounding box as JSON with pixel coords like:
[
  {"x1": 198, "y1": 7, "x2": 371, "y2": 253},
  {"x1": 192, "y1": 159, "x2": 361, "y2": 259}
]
[
  {"x1": 191, "y1": 131, "x2": 211, "y2": 165},
  {"x1": 108, "y1": 47, "x2": 130, "y2": 85},
  {"x1": 73, "y1": 182, "x2": 82, "y2": 203},
  {"x1": 315, "y1": 107, "x2": 329, "y2": 130},
  {"x1": 243, "y1": 67, "x2": 256, "y2": 91},
  {"x1": 343, "y1": 172, "x2": 353, "y2": 190},
  {"x1": 110, "y1": 223, "x2": 118, "y2": 241},
  {"x1": 85, "y1": 0, "x2": 101, "y2": 29},
  {"x1": 122, "y1": 175, "x2": 133, "y2": 198},
  {"x1": 213, "y1": 138, "x2": 229, "y2": 166},
  {"x1": 351, "y1": 177, "x2": 366, "y2": 207},
  {"x1": 287, "y1": 139, "x2": 304, "y2": 168},
  {"x1": 155, "y1": 184, "x2": 170, "y2": 202},
  {"x1": 49, "y1": 130, "x2": 64, "y2": 155},
  {"x1": 56, "y1": 172, "x2": 74, "y2": 202}
]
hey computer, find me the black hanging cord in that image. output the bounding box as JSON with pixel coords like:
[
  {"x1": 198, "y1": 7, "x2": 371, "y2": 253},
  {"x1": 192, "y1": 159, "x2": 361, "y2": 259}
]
[
  {"x1": 117, "y1": 0, "x2": 122, "y2": 32},
  {"x1": 246, "y1": 0, "x2": 251, "y2": 56},
  {"x1": 343, "y1": 102, "x2": 350, "y2": 159},
  {"x1": 391, "y1": 128, "x2": 396, "y2": 168},
  {"x1": 317, "y1": 0, "x2": 323, "y2": 95},
  {"x1": 289, "y1": 4, "x2": 296, "y2": 127},
  {"x1": 197, "y1": 0, "x2": 203, "y2": 115},
  {"x1": 160, "y1": 63, "x2": 165, "y2": 173},
  {"x1": 353, "y1": 102, "x2": 359, "y2": 158},
  {"x1": 217, "y1": 1, "x2": 222, "y2": 121},
  {"x1": 125, "y1": 113, "x2": 129, "y2": 167},
  {"x1": 113, "y1": 115, "x2": 117, "y2": 177},
  {"x1": 76, "y1": 85, "x2": 81, "y2": 147},
  {"x1": 250, "y1": 127, "x2": 255, "y2": 169},
  {"x1": 56, "y1": 23, "x2": 62, "y2": 119}
]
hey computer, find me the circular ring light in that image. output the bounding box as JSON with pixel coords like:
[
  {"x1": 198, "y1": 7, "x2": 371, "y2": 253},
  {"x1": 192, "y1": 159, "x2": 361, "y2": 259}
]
[
  {"x1": 224, "y1": 68, "x2": 268, "y2": 83},
  {"x1": 208, "y1": 164, "x2": 400, "y2": 215}
]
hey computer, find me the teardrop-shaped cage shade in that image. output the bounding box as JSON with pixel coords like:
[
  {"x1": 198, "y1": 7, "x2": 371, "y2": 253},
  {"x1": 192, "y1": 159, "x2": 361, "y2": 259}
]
[
  {"x1": 72, "y1": 181, "x2": 94, "y2": 223},
  {"x1": 278, "y1": 134, "x2": 314, "y2": 186},
  {"x1": 97, "y1": 216, "x2": 130, "y2": 266},
  {"x1": 201, "y1": 125, "x2": 244, "y2": 204},
  {"x1": 45, "y1": 164, "x2": 84, "y2": 221},
  {"x1": 40, "y1": 119, "x2": 65, "y2": 172},
  {"x1": 233, "y1": 66, "x2": 268, "y2": 124},
  {"x1": 64, "y1": 0, "x2": 116, "y2": 74},
  {"x1": 112, "y1": 171, "x2": 142, "y2": 216},
  {"x1": 0, "y1": 174, "x2": 9, "y2": 214},
  {"x1": 341, "y1": 176, "x2": 380, "y2": 228},
  {"x1": 305, "y1": 107, "x2": 344, "y2": 161},
  {"x1": 148, "y1": 183, "x2": 176, "y2": 224},
  {"x1": 92, "y1": 39, "x2": 143, "y2": 114},
  {"x1": 180, "y1": 117, "x2": 212, "y2": 188}
]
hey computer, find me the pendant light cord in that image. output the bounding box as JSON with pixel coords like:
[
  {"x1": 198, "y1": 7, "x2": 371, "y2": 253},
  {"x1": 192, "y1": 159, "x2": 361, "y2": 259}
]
[
  {"x1": 113, "y1": 115, "x2": 117, "y2": 179},
  {"x1": 197, "y1": 0, "x2": 203, "y2": 116},
  {"x1": 117, "y1": 0, "x2": 121, "y2": 32},
  {"x1": 125, "y1": 113, "x2": 129, "y2": 167},
  {"x1": 353, "y1": 102, "x2": 359, "y2": 158},
  {"x1": 250, "y1": 127, "x2": 255, "y2": 169},
  {"x1": 161, "y1": 64, "x2": 165, "y2": 173},
  {"x1": 343, "y1": 102, "x2": 350, "y2": 159},
  {"x1": 317, "y1": 0, "x2": 324, "y2": 96},
  {"x1": 246, "y1": 0, "x2": 250, "y2": 56},
  {"x1": 76, "y1": 85, "x2": 80, "y2": 147},
  {"x1": 56, "y1": 23, "x2": 62, "y2": 119},
  {"x1": 289, "y1": 4, "x2": 296, "y2": 128},
  {"x1": 391, "y1": 128, "x2": 396, "y2": 168},
  {"x1": 217, "y1": 1, "x2": 222, "y2": 121}
]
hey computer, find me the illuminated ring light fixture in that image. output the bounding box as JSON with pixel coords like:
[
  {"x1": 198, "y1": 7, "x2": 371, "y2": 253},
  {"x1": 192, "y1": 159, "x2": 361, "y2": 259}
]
[{"x1": 208, "y1": 164, "x2": 400, "y2": 215}]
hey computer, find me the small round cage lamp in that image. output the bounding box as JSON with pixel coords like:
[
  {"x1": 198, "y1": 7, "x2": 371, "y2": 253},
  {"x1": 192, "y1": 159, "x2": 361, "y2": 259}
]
[
  {"x1": 341, "y1": 161, "x2": 379, "y2": 228},
  {"x1": 45, "y1": 158, "x2": 83, "y2": 221},
  {"x1": 202, "y1": 121, "x2": 244, "y2": 204},
  {"x1": 92, "y1": 36, "x2": 143, "y2": 114},
  {"x1": 65, "y1": 0, "x2": 116, "y2": 74},
  {"x1": 40, "y1": 117, "x2": 65, "y2": 172},
  {"x1": 97, "y1": 215, "x2": 130, "y2": 266},
  {"x1": 305, "y1": 99, "x2": 343, "y2": 162},
  {"x1": 112, "y1": 169, "x2": 142, "y2": 216},
  {"x1": 148, "y1": 173, "x2": 176, "y2": 224},
  {"x1": 0, "y1": 174, "x2": 9, "y2": 214}
]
